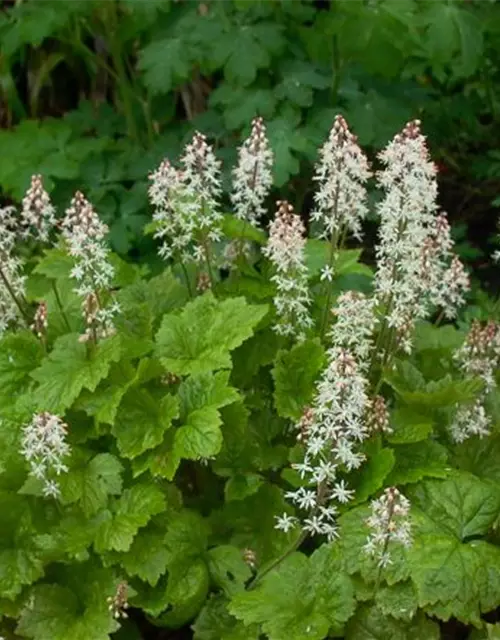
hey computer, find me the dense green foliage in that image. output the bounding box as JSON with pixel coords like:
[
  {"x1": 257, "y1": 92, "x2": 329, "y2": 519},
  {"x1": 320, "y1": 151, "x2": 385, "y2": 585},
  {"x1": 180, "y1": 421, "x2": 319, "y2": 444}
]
[
  {"x1": 1, "y1": 125, "x2": 500, "y2": 639},
  {"x1": 1, "y1": 0, "x2": 500, "y2": 264}
]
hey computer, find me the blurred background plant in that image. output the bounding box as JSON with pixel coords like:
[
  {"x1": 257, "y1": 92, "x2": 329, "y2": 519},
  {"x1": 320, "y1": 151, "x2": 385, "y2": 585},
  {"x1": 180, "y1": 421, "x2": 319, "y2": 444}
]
[{"x1": 1, "y1": 0, "x2": 499, "y2": 285}]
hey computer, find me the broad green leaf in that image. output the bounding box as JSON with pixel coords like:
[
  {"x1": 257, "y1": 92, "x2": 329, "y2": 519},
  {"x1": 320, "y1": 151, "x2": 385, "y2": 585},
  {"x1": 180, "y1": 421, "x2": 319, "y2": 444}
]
[
  {"x1": 113, "y1": 389, "x2": 179, "y2": 459},
  {"x1": 375, "y1": 581, "x2": 418, "y2": 622},
  {"x1": 413, "y1": 321, "x2": 464, "y2": 353},
  {"x1": 452, "y1": 434, "x2": 500, "y2": 487},
  {"x1": 222, "y1": 215, "x2": 266, "y2": 245},
  {"x1": 338, "y1": 504, "x2": 411, "y2": 586},
  {"x1": 350, "y1": 440, "x2": 395, "y2": 504},
  {"x1": 174, "y1": 406, "x2": 222, "y2": 460},
  {"x1": 272, "y1": 339, "x2": 325, "y2": 420},
  {"x1": 31, "y1": 334, "x2": 122, "y2": 413},
  {"x1": 215, "y1": 484, "x2": 295, "y2": 565},
  {"x1": 305, "y1": 242, "x2": 372, "y2": 279},
  {"x1": 16, "y1": 565, "x2": 119, "y2": 640},
  {"x1": 212, "y1": 23, "x2": 285, "y2": 86},
  {"x1": 0, "y1": 493, "x2": 49, "y2": 599},
  {"x1": 0, "y1": 331, "x2": 43, "y2": 412},
  {"x1": 155, "y1": 293, "x2": 268, "y2": 375},
  {"x1": 267, "y1": 112, "x2": 308, "y2": 186},
  {"x1": 59, "y1": 453, "x2": 123, "y2": 517},
  {"x1": 387, "y1": 441, "x2": 449, "y2": 485},
  {"x1": 34, "y1": 248, "x2": 74, "y2": 280},
  {"x1": 94, "y1": 483, "x2": 165, "y2": 553},
  {"x1": 138, "y1": 37, "x2": 191, "y2": 94},
  {"x1": 345, "y1": 605, "x2": 439, "y2": 640},
  {"x1": 193, "y1": 595, "x2": 260, "y2": 640},
  {"x1": 387, "y1": 407, "x2": 433, "y2": 444},
  {"x1": 118, "y1": 268, "x2": 188, "y2": 326},
  {"x1": 408, "y1": 473, "x2": 500, "y2": 623},
  {"x1": 225, "y1": 473, "x2": 263, "y2": 502},
  {"x1": 178, "y1": 370, "x2": 239, "y2": 420},
  {"x1": 119, "y1": 527, "x2": 170, "y2": 587},
  {"x1": 154, "y1": 558, "x2": 210, "y2": 628},
  {"x1": 207, "y1": 545, "x2": 252, "y2": 596},
  {"x1": 230, "y1": 546, "x2": 354, "y2": 640}
]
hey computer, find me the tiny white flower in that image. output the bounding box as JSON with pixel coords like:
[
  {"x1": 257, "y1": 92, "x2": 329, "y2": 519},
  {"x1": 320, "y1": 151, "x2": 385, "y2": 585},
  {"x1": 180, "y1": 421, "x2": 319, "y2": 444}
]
[
  {"x1": 320, "y1": 265, "x2": 335, "y2": 282},
  {"x1": 275, "y1": 513, "x2": 298, "y2": 533}
]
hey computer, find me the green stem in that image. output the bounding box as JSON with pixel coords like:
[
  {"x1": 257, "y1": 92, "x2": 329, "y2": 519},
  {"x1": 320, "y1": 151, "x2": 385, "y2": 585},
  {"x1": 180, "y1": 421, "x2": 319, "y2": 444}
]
[
  {"x1": 180, "y1": 261, "x2": 193, "y2": 298},
  {"x1": 320, "y1": 228, "x2": 339, "y2": 341},
  {"x1": 0, "y1": 266, "x2": 29, "y2": 325},
  {"x1": 52, "y1": 281, "x2": 71, "y2": 332},
  {"x1": 248, "y1": 531, "x2": 307, "y2": 590}
]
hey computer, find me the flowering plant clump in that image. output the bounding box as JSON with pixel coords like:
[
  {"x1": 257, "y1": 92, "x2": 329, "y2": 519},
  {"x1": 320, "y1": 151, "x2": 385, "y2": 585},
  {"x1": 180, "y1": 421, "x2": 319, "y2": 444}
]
[{"x1": 0, "y1": 117, "x2": 499, "y2": 640}]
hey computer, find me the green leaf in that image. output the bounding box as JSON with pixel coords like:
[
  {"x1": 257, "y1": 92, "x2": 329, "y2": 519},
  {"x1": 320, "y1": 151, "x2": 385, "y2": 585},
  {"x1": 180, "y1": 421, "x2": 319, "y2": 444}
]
[
  {"x1": 267, "y1": 113, "x2": 308, "y2": 186},
  {"x1": 154, "y1": 558, "x2": 210, "y2": 628},
  {"x1": 178, "y1": 370, "x2": 239, "y2": 419},
  {"x1": 174, "y1": 406, "x2": 222, "y2": 461},
  {"x1": 138, "y1": 37, "x2": 191, "y2": 94},
  {"x1": 387, "y1": 408, "x2": 433, "y2": 444},
  {"x1": 212, "y1": 23, "x2": 285, "y2": 86},
  {"x1": 113, "y1": 389, "x2": 179, "y2": 459},
  {"x1": 272, "y1": 339, "x2": 325, "y2": 420},
  {"x1": 305, "y1": 243, "x2": 372, "y2": 279},
  {"x1": 120, "y1": 527, "x2": 170, "y2": 587},
  {"x1": 155, "y1": 293, "x2": 268, "y2": 375},
  {"x1": 387, "y1": 441, "x2": 449, "y2": 485},
  {"x1": 338, "y1": 505, "x2": 411, "y2": 586},
  {"x1": 0, "y1": 493, "x2": 49, "y2": 599},
  {"x1": 16, "y1": 565, "x2": 119, "y2": 640},
  {"x1": 350, "y1": 441, "x2": 395, "y2": 504},
  {"x1": 59, "y1": 453, "x2": 123, "y2": 517},
  {"x1": 193, "y1": 595, "x2": 260, "y2": 640},
  {"x1": 452, "y1": 434, "x2": 500, "y2": 487},
  {"x1": 31, "y1": 334, "x2": 122, "y2": 413},
  {"x1": 375, "y1": 581, "x2": 419, "y2": 622},
  {"x1": 34, "y1": 248, "x2": 74, "y2": 280},
  {"x1": 345, "y1": 605, "x2": 440, "y2": 640},
  {"x1": 94, "y1": 483, "x2": 165, "y2": 553},
  {"x1": 0, "y1": 331, "x2": 43, "y2": 411},
  {"x1": 408, "y1": 473, "x2": 500, "y2": 624},
  {"x1": 207, "y1": 545, "x2": 252, "y2": 596},
  {"x1": 225, "y1": 473, "x2": 263, "y2": 502},
  {"x1": 230, "y1": 546, "x2": 354, "y2": 640},
  {"x1": 222, "y1": 214, "x2": 266, "y2": 245}
]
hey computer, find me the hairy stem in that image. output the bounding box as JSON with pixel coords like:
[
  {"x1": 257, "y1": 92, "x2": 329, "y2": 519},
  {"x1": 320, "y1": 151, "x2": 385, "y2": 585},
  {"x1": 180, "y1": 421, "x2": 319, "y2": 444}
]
[
  {"x1": 51, "y1": 281, "x2": 71, "y2": 332},
  {"x1": 0, "y1": 266, "x2": 29, "y2": 325}
]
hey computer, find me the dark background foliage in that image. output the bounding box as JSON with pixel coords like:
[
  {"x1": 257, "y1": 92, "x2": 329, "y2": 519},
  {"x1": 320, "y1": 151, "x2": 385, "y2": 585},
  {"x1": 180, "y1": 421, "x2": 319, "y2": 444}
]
[{"x1": 1, "y1": 0, "x2": 500, "y2": 276}]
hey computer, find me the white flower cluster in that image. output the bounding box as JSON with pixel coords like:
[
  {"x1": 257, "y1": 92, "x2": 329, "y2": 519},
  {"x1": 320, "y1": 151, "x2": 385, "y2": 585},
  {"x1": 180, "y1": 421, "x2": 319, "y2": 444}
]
[
  {"x1": 148, "y1": 159, "x2": 192, "y2": 261},
  {"x1": 330, "y1": 291, "x2": 378, "y2": 363},
  {"x1": 21, "y1": 174, "x2": 56, "y2": 242},
  {"x1": 231, "y1": 116, "x2": 273, "y2": 227},
  {"x1": 181, "y1": 132, "x2": 223, "y2": 263},
  {"x1": 0, "y1": 206, "x2": 26, "y2": 336},
  {"x1": 311, "y1": 115, "x2": 371, "y2": 248},
  {"x1": 420, "y1": 213, "x2": 470, "y2": 319},
  {"x1": 276, "y1": 293, "x2": 376, "y2": 540},
  {"x1": 20, "y1": 412, "x2": 70, "y2": 498},
  {"x1": 149, "y1": 132, "x2": 223, "y2": 265},
  {"x1": 375, "y1": 121, "x2": 468, "y2": 351},
  {"x1": 62, "y1": 192, "x2": 118, "y2": 342},
  {"x1": 450, "y1": 320, "x2": 500, "y2": 442},
  {"x1": 364, "y1": 487, "x2": 412, "y2": 567},
  {"x1": 263, "y1": 201, "x2": 312, "y2": 340}
]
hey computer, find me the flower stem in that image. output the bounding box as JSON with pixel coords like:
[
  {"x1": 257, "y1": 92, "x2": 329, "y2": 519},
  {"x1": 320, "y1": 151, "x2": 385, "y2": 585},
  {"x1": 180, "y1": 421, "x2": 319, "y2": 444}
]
[
  {"x1": 0, "y1": 265, "x2": 29, "y2": 325},
  {"x1": 51, "y1": 281, "x2": 71, "y2": 332},
  {"x1": 320, "y1": 229, "x2": 339, "y2": 341},
  {"x1": 247, "y1": 531, "x2": 307, "y2": 590}
]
